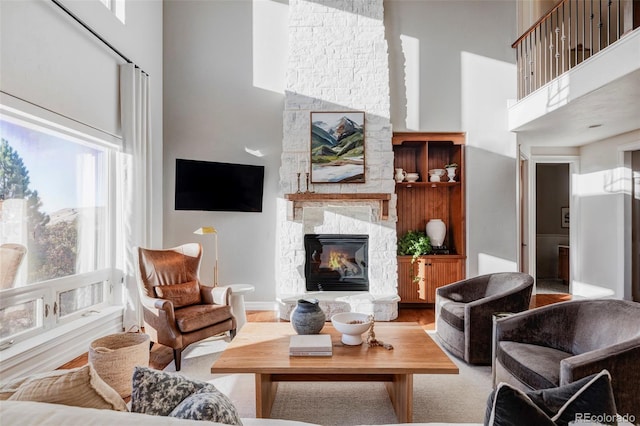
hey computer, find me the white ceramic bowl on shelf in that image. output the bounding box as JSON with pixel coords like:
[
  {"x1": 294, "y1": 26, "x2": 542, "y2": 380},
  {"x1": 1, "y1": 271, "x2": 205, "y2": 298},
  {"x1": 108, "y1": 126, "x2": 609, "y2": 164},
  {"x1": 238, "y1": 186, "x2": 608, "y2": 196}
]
[
  {"x1": 405, "y1": 172, "x2": 419, "y2": 182},
  {"x1": 428, "y1": 168, "x2": 445, "y2": 182},
  {"x1": 331, "y1": 312, "x2": 372, "y2": 345}
]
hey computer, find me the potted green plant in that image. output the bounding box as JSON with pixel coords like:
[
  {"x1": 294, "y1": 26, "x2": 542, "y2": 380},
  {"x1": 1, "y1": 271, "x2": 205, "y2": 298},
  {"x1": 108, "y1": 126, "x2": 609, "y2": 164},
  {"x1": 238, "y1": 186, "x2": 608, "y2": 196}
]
[
  {"x1": 398, "y1": 231, "x2": 432, "y2": 282},
  {"x1": 398, "y1": 230, "x2": 433, "y2": 260}
]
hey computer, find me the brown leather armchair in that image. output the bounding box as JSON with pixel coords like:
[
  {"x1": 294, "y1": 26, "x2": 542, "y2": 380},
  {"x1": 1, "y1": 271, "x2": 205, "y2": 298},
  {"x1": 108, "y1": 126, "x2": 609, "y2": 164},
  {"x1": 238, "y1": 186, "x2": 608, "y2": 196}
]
[{"x1": 135, "y1": 243, "x2": 236, "y2": 371}]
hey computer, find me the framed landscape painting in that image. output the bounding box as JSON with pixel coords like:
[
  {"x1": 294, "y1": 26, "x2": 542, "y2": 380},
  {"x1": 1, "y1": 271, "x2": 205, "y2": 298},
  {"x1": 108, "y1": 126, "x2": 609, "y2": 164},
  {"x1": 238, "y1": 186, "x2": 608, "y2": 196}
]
[
  {"x1": 561, "y1": 207, "x2": 570, "y2": 228},
  {"x1": 310, "y1": 111, "x2": 365, "y2": 183}
]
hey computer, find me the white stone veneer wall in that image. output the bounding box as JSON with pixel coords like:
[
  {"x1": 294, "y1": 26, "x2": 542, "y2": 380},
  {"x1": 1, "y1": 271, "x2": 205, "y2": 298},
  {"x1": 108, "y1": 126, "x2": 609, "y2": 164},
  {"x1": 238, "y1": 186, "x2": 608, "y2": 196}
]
[{"x1": 276, "y1": 0, "x2": 397, "y2": 298}]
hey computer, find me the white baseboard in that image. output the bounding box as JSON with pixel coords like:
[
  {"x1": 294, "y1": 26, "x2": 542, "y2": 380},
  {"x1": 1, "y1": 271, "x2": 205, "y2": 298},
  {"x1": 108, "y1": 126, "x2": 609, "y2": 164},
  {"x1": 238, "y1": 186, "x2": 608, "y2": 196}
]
[
  {"x1": 0, "y1": 306, "x2": 123, "y2": 381},
  {"x1": 245, "y1": 301, "x2": 278, "y2": 311}
]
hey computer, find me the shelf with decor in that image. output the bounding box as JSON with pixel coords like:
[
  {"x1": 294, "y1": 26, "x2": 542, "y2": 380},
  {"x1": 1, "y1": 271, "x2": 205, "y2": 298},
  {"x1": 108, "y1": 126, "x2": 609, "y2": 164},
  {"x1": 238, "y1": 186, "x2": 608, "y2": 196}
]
[
  {"x1": 396, "y1": 181, "x2": 461, "y2": 188},
  {"x1": 393, "y1": 132, "x2": 466, "y2": 305}
]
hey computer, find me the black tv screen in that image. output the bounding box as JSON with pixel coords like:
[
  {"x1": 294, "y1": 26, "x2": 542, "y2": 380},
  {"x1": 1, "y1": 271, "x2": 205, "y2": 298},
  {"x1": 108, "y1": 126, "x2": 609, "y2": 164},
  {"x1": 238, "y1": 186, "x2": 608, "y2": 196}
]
[{"x1": 175, "y1": 159, "x2": 264, "y2": 212}]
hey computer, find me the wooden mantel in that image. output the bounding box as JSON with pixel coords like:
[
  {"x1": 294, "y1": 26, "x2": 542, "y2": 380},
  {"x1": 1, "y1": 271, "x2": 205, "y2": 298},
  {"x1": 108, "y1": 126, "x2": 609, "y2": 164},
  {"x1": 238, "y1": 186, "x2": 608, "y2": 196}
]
[{"x1": 284, "y1": 193, "x2": 391, "y2": 221}]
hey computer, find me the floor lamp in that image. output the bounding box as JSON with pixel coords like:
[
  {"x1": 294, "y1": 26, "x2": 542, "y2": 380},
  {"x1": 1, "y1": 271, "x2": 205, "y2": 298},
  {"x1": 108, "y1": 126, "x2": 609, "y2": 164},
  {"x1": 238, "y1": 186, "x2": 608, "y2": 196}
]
[{"x1": 193, "y1": 226, "x2": 218, "y2": 286}]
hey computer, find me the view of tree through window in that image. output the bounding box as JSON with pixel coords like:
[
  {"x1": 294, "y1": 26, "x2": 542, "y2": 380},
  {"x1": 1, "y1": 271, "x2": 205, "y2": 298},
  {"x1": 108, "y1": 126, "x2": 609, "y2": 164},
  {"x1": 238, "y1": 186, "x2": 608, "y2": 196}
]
[{"x1": 0, "y1": 117, "x2": 110, "y2": 340}]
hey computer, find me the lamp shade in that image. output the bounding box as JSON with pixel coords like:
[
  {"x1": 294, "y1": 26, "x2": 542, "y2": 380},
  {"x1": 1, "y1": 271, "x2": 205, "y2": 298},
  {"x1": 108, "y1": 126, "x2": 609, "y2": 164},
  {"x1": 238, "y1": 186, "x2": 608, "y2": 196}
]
[{"x1": 194, "y1": 226, "x2": 217, "y2": 235}]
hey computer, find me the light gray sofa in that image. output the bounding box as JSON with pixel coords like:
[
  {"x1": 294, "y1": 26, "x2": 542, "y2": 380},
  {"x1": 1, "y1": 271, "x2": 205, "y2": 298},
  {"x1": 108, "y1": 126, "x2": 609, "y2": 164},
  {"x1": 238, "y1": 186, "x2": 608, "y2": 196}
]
[
  {"x1": 0, "y1": 401, "x2": 480, "y2": 425},
  {"x1": 495, "y1": 298, "x2": 640, "y2": 420}
]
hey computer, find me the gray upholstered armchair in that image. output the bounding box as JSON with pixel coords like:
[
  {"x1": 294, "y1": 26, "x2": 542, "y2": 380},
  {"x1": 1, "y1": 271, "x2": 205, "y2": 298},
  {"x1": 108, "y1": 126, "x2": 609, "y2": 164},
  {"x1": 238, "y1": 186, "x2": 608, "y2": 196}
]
[
  {"x1": 436, "y1": 272, "x2": 534, "y2": 365},
  {"x1": 495, "y1": 298, "x2": 640, "y2": 419},
  {"x1": 136, "y1": 243, "x2": 236, "y2": 371}
]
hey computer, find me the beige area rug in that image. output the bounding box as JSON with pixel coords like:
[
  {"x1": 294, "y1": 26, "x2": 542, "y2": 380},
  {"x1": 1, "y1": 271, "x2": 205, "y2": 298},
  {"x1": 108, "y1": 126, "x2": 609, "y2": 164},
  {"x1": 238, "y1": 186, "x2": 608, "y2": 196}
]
[{"x1": 164, "y1": 331, "x2": 491, "y2": 425}]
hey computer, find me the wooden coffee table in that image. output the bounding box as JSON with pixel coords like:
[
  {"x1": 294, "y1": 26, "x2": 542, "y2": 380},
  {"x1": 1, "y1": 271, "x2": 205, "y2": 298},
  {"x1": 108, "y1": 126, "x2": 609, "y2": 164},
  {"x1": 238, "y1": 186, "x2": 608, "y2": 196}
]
[{"x1": 211, "y1": 322, "x2": 458, "y2": 422}]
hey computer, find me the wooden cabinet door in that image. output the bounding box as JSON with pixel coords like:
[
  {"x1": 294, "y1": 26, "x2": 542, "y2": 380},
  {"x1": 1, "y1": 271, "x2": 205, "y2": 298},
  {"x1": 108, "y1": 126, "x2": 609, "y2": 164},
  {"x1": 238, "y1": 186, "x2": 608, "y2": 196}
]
[
  {"x1": 397, "y1": 256, "x2": 427, "y2": 303},
  {"x1": 424, "y1": 257, "x2": 464, "y2": 303},
  {"x1": 397, "y1": 256, "x2": 464, "y2": 304}
]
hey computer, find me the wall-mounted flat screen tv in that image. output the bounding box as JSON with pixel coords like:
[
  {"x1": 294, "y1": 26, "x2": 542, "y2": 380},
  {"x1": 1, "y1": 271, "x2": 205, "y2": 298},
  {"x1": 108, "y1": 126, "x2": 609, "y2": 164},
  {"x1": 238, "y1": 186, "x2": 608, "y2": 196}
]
[{"x1": 175, "y1": 159, "x2": 264, "y2": 212}]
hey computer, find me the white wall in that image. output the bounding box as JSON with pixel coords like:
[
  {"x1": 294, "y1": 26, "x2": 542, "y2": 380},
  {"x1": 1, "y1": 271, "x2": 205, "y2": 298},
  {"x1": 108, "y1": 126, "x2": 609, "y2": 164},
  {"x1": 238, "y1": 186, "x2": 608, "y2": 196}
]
[
  {"x1": 0, "y1": 0, "x2": 164, "y2": 247},
  {"x1": 163, "y1": 0, "x2": 519, "y2": 304},
  {"x1": 575, "y1": 130, "x2": 640, "y2": 299},
  {"x1": 385, "y1": 0, "x2": 519, "y2": 276},
  {"x1": 163, "y1": 0, "x2": 286, "y2": 304},
  {"x1": 0, "y1": 0, "x2": 163, "y2": 375}
]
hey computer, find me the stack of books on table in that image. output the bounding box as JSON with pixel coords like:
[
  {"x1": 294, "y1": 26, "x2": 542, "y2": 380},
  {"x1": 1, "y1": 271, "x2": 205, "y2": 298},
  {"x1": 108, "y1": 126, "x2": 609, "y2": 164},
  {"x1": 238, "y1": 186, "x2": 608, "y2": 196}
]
[{"x1": 289, "y1": 334, "x2": 333, "y2": 356}]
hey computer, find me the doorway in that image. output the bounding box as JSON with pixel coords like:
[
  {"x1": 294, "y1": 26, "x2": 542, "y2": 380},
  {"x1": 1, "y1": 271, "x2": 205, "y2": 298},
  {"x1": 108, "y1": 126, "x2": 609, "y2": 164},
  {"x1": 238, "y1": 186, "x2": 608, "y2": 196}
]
[
  {"x1": 535, "y1": 163, "x2": 570, "y2": 294},
  {"x1": 519, "y1": 154, "x2": 529, "y2": 275},
  {"x1": 632, "y1": 151, "x2": 639, "y2": 302},
  {"x1": 523, "y1": 156, "x2": 578, "y2": 295}
]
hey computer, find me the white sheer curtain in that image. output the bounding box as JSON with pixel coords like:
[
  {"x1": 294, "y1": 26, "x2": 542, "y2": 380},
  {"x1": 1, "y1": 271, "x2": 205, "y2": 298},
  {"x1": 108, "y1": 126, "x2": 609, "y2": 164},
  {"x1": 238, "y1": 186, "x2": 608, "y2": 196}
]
[
  {"x1": 119, "y1": 63, "x2": 151, "y2": 330},
  {"x1": 75, "y1": 154, "x2": 96, "y2": 274}
]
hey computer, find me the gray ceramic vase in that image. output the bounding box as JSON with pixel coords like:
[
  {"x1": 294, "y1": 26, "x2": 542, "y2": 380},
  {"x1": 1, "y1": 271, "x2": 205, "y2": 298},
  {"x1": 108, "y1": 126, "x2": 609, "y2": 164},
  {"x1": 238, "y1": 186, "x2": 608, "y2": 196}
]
[{"x1": 290, "y1": 298, "x2": 326, "y2": 334}]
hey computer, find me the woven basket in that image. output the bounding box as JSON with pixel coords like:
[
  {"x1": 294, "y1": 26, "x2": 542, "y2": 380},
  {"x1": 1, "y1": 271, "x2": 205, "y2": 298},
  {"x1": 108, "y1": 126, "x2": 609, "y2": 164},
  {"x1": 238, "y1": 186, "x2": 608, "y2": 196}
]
[{"x1": 89, "y1": 332, "x2": 150, "y2": 398}]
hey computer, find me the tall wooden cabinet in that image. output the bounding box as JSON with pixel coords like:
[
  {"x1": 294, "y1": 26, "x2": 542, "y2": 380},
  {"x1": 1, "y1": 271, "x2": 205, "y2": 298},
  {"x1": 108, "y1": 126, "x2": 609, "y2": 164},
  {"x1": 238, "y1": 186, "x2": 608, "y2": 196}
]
[{"x1": 393, "y1": 132, "x2": 466, "y2": 304}]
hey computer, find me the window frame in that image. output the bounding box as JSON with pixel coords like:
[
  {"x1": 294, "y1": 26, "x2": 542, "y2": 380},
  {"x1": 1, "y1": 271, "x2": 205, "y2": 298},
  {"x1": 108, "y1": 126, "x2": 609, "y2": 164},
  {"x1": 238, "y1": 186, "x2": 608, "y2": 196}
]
[
  {"x1": 99, "y1": 0, "x2": 126, "y2": 24},
  {"x1": 0, "y1": 93, "x2": 123, "y2": 348}
]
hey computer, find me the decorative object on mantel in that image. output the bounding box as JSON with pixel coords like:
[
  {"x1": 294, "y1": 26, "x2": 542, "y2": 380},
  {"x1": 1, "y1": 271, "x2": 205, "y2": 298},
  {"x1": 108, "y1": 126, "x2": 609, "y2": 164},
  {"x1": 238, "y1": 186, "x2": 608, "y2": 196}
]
[
  {"x1": 428, "y1": 168, "x2": 445, "y2": 182},
  {"x1": 394, "y1": 168, "x2": 407, "y2": 182},
  {"x1": 305, "y1": 172, "x2": 314, "y2": 193},
  {"x1": 193, "y1": 226, "x2": 219, "y2": 286},
  {"x1": 426, "y1": 219, "x2": 446, "y2": 247},
  {"x1": 290, "y1": 298, "x2": 326, "y2": 335},
  {"x1": 310, "y1": 111, "x2": 365, "y2": 184},
  {"x1": 366, "y1": 315, "x2": 393, "y2": 350},
  {"x1": 445, "y1": 163, "x2": 458, "y2": 182},
  {"x1": 331, "y1": 312, "x2": 371, "y2": 345}
]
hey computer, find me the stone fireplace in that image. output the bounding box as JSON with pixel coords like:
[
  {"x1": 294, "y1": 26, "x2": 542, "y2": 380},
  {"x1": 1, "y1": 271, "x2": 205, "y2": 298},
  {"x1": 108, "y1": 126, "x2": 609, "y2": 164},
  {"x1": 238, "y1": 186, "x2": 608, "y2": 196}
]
[{"x1": 276, "y1": 0, "x2": 398, "y2": 320}]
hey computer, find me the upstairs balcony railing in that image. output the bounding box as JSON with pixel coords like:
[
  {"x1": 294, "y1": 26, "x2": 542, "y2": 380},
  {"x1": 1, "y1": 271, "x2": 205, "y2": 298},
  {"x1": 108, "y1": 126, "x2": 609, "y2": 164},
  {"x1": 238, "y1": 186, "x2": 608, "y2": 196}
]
[{"x1": 513, "y1": 0, "x2": 639, "y2": 99}]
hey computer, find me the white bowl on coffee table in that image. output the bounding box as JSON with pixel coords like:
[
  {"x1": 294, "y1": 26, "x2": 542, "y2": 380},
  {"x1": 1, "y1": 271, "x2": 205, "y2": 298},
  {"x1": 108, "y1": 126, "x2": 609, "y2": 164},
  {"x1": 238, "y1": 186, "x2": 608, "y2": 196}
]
[{"x1": 331, "y1": 312, "x2": 372, "y2": 345}]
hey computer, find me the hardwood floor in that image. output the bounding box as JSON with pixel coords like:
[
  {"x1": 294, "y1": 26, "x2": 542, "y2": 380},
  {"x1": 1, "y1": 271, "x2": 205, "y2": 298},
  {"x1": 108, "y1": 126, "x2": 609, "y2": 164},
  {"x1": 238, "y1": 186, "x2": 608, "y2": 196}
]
[{"x1": 57, "y1": 293, "x2": 570, "y2": 372}]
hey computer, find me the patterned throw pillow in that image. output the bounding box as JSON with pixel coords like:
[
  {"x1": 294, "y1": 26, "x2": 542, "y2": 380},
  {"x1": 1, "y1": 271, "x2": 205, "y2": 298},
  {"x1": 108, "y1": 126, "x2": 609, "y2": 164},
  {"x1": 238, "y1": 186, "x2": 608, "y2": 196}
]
[
  {"x1": 131, "y1": 366, "x2": 241, "y2": 425},
  {"x1": 169, "y1": 387, "x2": 243, "y2": 425}
]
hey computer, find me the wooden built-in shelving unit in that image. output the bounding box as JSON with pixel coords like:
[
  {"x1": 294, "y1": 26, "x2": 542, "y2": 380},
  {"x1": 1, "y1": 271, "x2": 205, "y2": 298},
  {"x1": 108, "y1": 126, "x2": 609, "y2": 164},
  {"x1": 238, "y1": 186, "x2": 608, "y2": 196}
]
[{"x1": 393, "y1": 132, "x2": 466, "y2": 304}]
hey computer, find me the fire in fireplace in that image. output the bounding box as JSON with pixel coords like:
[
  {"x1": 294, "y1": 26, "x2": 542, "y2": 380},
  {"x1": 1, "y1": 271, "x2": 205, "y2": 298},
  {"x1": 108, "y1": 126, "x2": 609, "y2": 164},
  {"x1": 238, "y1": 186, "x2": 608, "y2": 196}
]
[{"x1": 304, "y1": 234, "x2": 369, "y2": 292}]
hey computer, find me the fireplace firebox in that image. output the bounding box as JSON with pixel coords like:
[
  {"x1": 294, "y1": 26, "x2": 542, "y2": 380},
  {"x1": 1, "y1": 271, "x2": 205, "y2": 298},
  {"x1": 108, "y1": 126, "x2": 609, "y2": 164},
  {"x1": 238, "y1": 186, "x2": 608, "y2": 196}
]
[{"x1": 304, "y1": 234, "x2": 369, "y2": 292}]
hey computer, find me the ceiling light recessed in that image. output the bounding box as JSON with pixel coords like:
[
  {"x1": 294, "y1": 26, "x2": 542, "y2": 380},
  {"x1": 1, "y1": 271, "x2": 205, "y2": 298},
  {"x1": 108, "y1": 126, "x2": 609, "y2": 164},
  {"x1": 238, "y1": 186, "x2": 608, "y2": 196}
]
[{"x1": 588, "y1": 124, "x2": 602, "y2": 128}]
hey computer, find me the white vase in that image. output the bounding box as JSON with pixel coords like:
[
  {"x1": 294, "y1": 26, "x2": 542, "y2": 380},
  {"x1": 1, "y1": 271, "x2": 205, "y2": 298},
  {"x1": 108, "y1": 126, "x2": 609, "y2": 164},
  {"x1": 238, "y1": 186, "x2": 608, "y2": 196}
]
[
  {"x1": 394, "y1": 168, "x2": 406, "y2": 182},
  {"x1": 446, "y1": 167, "x2": 457, "y2": 182},
  {"x1": 426, "y1": 219, "x2": 446, "y2": 247}
]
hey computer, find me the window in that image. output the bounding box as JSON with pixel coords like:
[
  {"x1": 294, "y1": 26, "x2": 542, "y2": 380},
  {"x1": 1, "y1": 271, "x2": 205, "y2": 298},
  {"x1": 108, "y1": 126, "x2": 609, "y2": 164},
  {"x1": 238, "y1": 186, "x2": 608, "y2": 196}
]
[
  {"x1": 0, "y1": 100, "x2": 121, "y2": 346},
  {"x1": 99, "y1": 0, "x2": 126, "y2": 24}
]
